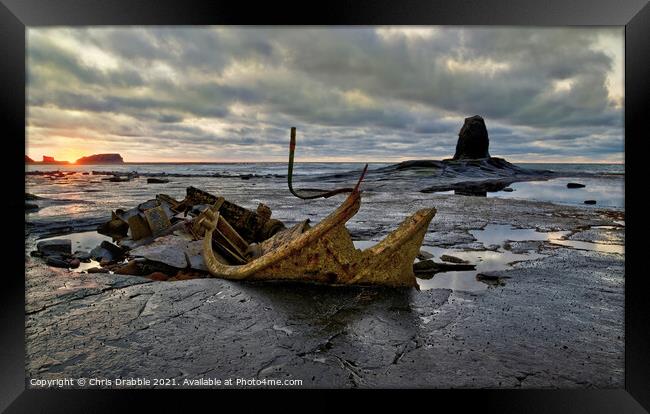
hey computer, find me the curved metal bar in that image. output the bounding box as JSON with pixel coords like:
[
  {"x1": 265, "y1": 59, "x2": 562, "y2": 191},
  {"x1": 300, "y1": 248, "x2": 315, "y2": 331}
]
[{"x1": 288, "y1": 127, "x2": 368, "y2": 199}]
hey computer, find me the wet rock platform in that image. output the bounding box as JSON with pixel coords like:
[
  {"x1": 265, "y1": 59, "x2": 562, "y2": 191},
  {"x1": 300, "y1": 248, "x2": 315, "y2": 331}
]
[{"x1": 25, "y1": 193, "x2": 624, "y2": 388}]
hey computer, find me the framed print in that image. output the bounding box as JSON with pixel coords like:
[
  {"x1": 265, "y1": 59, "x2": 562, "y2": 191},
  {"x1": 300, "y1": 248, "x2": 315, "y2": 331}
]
[{"x1": 2, "y1": 0, "x2": 648, "y2": 411}]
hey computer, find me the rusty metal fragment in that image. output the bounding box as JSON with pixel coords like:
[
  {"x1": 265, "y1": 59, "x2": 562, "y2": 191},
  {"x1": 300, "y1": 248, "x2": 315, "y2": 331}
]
[
  {"x1": 144, "y1": 205, "x2": 172, "y2": 236},
  {"x1": 167, "y1": 186, "x2": 286, "y2": 243}
]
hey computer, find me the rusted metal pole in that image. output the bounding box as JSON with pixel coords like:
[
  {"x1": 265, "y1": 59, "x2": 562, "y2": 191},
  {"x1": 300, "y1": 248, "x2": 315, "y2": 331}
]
[{"x1": 287, "y1": 127, "x2": 367, "y2": 200}]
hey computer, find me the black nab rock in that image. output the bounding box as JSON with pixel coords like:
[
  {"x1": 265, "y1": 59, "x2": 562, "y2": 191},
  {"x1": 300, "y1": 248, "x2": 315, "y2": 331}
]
[{"x1": 453, "y1": 115, "x2": 491, "y2": 160}]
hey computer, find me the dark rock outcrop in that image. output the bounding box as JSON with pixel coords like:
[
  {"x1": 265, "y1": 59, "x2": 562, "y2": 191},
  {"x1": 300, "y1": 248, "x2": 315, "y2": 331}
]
[
  {"x1": 25, "y1": 155, "x2": 34, "y2": 163},
  {"x1": 567, "y1": 183, "x2": 586, "y2": 189},
  {"x1": 147, "y1": 178, "x2": 169, "y2": 184},
  {"x1": 76, "y1": 154, "x2": 124, "y2": 164},
  {"x1": 37, "y1": 239, "x2": 72, "y2": 256},
  {"x1": 453, "y1": 115, "x2": 491, "y2": 160}
]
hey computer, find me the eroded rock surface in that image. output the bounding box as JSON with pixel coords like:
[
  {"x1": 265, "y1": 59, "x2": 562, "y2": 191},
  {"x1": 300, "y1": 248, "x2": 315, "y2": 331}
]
[{"x1": 25, "y1": 192, "x2": 624, "y2": 388}]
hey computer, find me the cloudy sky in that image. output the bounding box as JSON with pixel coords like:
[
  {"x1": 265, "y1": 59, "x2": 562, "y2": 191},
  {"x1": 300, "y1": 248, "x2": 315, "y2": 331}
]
[{"x1": 26, "y1": 26, "x2": 624, "y2": 163}]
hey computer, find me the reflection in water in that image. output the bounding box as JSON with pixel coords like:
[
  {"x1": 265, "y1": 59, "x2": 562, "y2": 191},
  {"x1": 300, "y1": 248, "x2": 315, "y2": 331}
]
[
  {"x1": 488, "y1": 177, "x2": 624, "y2": 208},
  {"x1": 471, "y1": 224, "x2": 625, "y2": 255},
  {"x1": 354, "y1": 222, "x2": 624, "y2": 293},
  {"x1": 38, "y1": 231, "x2": 113, "y2": 272}
]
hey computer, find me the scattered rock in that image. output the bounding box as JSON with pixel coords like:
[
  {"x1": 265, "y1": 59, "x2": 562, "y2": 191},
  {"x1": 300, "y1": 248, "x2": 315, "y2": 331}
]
[
  {"x1": 108, "y1": 176, "x2": 131, "y2": 182},
  {"x1": 476, "y1": 272, "x2": 510, "y2": 287},
  {"x1": 477, "y1": 273, "x2": 511, "y2": 281},
  {"x1": 87, "y1": 267, "x2": 108, "y2": 273},
  {"x1": 90, "y1": 241, "x2": 124, "y2": 263},
  {"x1": 417, "y1": 250, "x2": 434, "y2": 260},
  {"x1": 73, "y1": 251, "x2": 92, "y2": 262},
  {"x1": 68, "y1": 258, "x2": 81, "y2": 269},
  {"x1": 129, "y1": 235, "x2": 192, "y2": 269},
  {"x1": 453, "y1": 115, "x2": 491, "y2": 160},
  {"x1": 45, "y1": 257, "x2": 70, "y2": 268},
  {"x1": 584, "y1": 200, "x2": 597, "y2": 205},
  {"x1": 502, "y1": 187, "x2": 514, "y2": 192},
  {"x1": 147, "y1": 178, "x2": 170, "y2": 184},
  {"x1": 113, "y1": 259, "x2": 145, "y2": 276},
  {"x1": 440, "y1": 254, "x2": 469, "y2": 264},
  {"x1": 37, "y1": 239, "x2": 72, "y2": 256},
  {"x1": 413, "y1": 259, "x2": 475, "y2": 274},
  {"x1": 567, "y1": 183, "x2": 586, "y2": 189}
]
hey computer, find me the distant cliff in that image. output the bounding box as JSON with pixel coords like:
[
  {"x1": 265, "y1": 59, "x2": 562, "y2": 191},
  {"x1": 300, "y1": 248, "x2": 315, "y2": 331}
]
[{"x1": 76, "y1": 154, "x2": 124, "y2": 164}]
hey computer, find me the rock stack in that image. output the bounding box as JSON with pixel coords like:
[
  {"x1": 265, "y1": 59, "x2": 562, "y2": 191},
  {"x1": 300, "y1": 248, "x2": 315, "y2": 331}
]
[{"x1": 452, "y1": 115, "x2": 491, "y2": 160}]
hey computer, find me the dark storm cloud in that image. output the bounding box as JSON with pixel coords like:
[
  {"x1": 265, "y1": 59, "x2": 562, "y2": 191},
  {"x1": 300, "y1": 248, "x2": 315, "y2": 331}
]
[{"x1": 26, "y1": 27, "x2": 623, "y2": 162}]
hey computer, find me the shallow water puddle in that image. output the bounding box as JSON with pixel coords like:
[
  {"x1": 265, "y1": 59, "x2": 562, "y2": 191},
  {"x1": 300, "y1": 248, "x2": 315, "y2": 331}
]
[
  {"x1": 471, "y1": 224, "x2": 624, "y2": 255},
  {"x1": 352, "y1": 240, "x2": 527, "y2": 292},
  {"x1": 354, "y1": 223, "x2": 624, "y2": 292},
  {"x1": 38, "y1": 231, "x2": 113, "y2": 272}
]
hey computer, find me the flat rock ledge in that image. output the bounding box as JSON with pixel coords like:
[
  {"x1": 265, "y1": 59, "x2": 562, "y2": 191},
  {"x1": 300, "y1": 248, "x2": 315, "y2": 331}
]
[{"x1": 25, "y1": 241, "x2": 623, "y2": 388}]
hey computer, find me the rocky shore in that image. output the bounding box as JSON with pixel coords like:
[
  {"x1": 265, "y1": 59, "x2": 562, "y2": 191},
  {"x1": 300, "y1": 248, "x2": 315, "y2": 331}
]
[{"x1": 25, "y1": 189, "x2": 624, "y2": 388}]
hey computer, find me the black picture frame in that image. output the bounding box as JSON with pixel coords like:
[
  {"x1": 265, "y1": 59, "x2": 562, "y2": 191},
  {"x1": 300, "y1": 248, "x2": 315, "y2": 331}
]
[{"x1": 3, "y1": 0, "x2": 647, "y2": 411}]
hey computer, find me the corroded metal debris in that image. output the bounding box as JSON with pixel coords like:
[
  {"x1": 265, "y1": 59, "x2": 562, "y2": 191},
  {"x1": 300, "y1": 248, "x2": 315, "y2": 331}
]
[
  {"x1": 92, "y1": 178, "x2": 436, "y2": 287},
  {"x1": 197, "y1": 168, "x2": 436, "y2": 288}
]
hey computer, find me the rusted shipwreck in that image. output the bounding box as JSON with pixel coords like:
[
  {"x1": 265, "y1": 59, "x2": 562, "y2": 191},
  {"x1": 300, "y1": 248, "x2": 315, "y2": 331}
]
[
  {"x1": 195, "y1": 172, "x2": 436, "y2": 288},
  {"x1": 96, "y1": 181, "x2": 436, "y2": 288}
]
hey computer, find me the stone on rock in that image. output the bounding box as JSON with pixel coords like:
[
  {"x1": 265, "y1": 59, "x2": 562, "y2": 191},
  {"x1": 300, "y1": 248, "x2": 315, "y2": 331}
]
[
  {"x1": 87, "y1": 267, "x2": 108, "y2": 273},
  {"x1": 73, "y1": 250, "x2": 92, "y2": 262},
  {"x1": 129, "y1": 235, "x2": 189, "y2": 269},
  {"x1": 113, "y1": 259, "x2": 146, "y2": 276},
  {"x1": 45, "y1": 256, "x2": 70, "y2": 268},
  {"x1": 37, "y1": 239, "x2": 72, "y2": 256},
  {"x1": 440, "y1": 254, "x2": 469, "y2": 264},
  {"x1": 147, "y1": 178, "x2": 170, "y2": 184},
  {"x1": 68, "y1": 258, "x2": 81, "y2": 269},
  {"x1": 90, "y1": 241, "x2": 124, "y2": 263},
  {"x1": 567, "y1": 183, "x2": 586, "y2": 189},
  {"x1": 452, "y1": 115, "x2": 491, "y2": 160}
]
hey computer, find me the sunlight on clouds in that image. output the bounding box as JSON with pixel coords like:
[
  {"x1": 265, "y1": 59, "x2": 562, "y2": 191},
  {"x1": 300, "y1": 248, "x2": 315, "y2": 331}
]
[
  {"x1": 376, "y1": 27, "x2": 439, "y2": 42},
  {"x1": 593, "y1": 30, "x2": 624, "y2": 109},
  {"x1": 35, "y1": 29, "x2": 120, "y2": 72},
  {"x1": 552, "y1": 79, "x2": 574, "y2": 93},
  {"x1": 218, "y1": 59, "x2": 271, "y2": 84},
  {"x1": 26, "y1": 27, "x2": 624, "y2": 163},
  {"x1": 445, "y1": 57, "x2": 511, "y2": 77},
  {"x1": 342, "y1": 89, "x2": 376, "y2": 108}
]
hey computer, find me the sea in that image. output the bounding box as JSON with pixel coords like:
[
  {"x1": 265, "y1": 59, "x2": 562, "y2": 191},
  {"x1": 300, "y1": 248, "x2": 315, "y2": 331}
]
[{"x1": 25, "y1": 162, "x2": 625, "y2": 207}]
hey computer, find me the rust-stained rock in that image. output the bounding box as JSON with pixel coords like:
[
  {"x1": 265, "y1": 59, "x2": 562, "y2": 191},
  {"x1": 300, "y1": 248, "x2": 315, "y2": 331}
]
[{"x1": 146, "y1": 272, "x2": 169, "y2": 281}]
